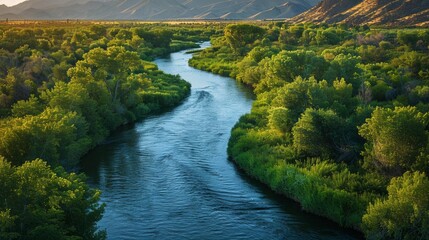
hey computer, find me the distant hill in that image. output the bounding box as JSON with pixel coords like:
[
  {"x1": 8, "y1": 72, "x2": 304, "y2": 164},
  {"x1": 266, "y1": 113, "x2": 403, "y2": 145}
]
[
  {"x1": 290, "y1": 0, "x2": 429, "y2": 26},
  {"x1": 0, "y1": 0, "x2": 320, "y2": 20}
]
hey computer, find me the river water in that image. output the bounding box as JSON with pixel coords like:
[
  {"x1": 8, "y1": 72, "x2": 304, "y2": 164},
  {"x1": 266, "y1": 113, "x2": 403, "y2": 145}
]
[{"x1": 80, "y1": 42, "x2": 362, "y2": 240}]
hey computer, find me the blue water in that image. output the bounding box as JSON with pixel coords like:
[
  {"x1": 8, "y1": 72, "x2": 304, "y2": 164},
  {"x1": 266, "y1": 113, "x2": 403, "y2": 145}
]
[{"x1": 80, "y1": 43, "x2": 362, "y2": 240}]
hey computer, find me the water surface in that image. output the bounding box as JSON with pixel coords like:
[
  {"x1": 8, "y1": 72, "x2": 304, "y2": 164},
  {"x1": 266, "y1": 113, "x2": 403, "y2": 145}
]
[{"x1": 80, "y1": 43, "x2": 362, "y2": 239}]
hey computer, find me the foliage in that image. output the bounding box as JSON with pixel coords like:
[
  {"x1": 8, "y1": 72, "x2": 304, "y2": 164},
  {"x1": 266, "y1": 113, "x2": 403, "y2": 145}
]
[
  {"x1": 224, "y1": 24, "x2": 265, "y2": 55},
  {"x1": 362, "y1": 171, "x2": 429, "y2": 240},
  {"x1": 0, "y1": 157, "x2": 105, "y2": 240},
  {"x1": 0, "y1": 22, "x2": 211, "y2": 239},
  {"x1": 359, "y1": 107, "x2": 429, "y2": 175},
  {"x1": 191, "y1": 23, "x2": 429, "y2": 236},
  {"x1": 292, "y1": 108, "x2": 348, "y2": 158},
  {"x1": 0, "y1": 23, "x2": 202, "y2": 167}
]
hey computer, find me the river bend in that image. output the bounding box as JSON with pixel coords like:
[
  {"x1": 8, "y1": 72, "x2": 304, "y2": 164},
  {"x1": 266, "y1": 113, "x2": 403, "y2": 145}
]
[{"x1": 80, "y1": 42, "x2": 361, "y2": 240}]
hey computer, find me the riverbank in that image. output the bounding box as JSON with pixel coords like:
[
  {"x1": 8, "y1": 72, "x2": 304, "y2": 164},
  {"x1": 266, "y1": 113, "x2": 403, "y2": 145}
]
[
  {"x1": 0, "y1": 24, "x2": 214, "y2": 168},
  {"x1": 189, "y1": 23, "x2": 429, "y2": 240},
  {"x1": 80, "y1": 43, "x2": 361, "y2": 239},
  {"x1": 189, "y1": 39, "x2": 371, "y2": 233}
]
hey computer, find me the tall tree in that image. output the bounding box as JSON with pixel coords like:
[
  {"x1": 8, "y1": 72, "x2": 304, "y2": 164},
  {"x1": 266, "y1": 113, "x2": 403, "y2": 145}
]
[
  {"x1": 224, "y1": 24, "x2": 265, "y2": 55},
  {"x1": 359, "y1": 106, "x2": 429, "y2": 175}
]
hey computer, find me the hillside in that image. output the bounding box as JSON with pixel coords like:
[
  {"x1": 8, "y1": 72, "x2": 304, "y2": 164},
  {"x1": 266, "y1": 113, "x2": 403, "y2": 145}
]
[
  {"x1": 291, "y1": 0, "x2": 429, "y2": 26},
  {"x1": 0, "y1": 0, "x2": 320, "y2": 20}
]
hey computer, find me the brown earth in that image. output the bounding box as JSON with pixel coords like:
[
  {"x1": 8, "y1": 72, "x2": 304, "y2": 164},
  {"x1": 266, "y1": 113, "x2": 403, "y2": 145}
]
[{"x1": 290, "y1": 0, "x2": 429, "y2": 26}]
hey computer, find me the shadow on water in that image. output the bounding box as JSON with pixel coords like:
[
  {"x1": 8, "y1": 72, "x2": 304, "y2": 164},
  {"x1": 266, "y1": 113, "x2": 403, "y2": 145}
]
[{"x1": 229, "y1": 160, "x2": 364, "y2": 239}]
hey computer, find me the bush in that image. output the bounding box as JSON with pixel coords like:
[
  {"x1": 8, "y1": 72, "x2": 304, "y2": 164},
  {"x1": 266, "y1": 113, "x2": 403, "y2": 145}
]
[
  {"x1": 0, "y1": 158, "x2": 105, "y2": 239},
  {"x1": 362, "y1": 171, "x2": 429, "y2": 240}
]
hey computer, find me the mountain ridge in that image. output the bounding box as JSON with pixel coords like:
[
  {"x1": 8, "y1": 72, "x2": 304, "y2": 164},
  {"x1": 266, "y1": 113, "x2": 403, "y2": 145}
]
[
  {"x1": 290, "y1": 0, "x2": 429, "y2": 26},
  {"x1": 0, "y1": 0, "x2": 320, "y2": 20}
]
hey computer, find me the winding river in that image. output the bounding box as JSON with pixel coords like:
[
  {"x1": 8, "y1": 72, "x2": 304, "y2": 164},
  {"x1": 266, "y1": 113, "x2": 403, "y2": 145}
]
[{"x1": 80, "y1": 42, "x2": 362, "y2": 240}]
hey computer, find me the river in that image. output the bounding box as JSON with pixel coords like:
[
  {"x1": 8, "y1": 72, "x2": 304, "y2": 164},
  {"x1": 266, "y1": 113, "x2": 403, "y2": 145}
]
[{"x1": 80, "y1": 42, "x2": 362, "y2": 240}]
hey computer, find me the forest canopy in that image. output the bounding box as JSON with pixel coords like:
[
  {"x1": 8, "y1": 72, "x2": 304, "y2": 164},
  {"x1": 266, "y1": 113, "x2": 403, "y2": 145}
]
[
  {"x1": 190, "y1": 23, "x2": 429, "y2": 240},
  {"x1": 0, "y1": 22, "x2": 214, "y2": 239}
]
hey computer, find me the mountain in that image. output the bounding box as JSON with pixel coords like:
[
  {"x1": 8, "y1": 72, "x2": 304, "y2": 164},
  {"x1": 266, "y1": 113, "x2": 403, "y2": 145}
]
[
  {"x1": 0, "y1": 0, "x2": 320, "y2": 20},
  {"x1": 290, "y1": 0, "x2": 429, "y2": 26}
]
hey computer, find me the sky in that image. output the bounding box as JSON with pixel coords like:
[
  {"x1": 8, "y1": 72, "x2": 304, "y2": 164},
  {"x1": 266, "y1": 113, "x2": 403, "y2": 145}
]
[{"x1": 0, "y1": 0, "x2": 27, "y2": 7}]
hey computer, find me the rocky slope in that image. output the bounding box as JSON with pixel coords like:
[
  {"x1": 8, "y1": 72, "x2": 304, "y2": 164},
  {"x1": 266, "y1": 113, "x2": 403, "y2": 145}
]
[
  {"x1": 0, "y1": 0, "x2": 320, "y2": 20},
  {"x1": 291, "y1": 0, "x2": 429, "y2": 26}
]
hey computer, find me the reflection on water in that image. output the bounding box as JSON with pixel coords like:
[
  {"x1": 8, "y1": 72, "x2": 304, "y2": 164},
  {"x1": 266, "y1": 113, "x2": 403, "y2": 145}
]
[{"x1": 80, "y1": 43, "x2": 363, "y2": 240}]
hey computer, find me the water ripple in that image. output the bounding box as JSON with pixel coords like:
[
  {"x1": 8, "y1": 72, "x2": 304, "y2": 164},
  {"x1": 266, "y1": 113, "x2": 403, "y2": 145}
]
[{"x1": 80, "y1": 44, "x2": 363, "y2": 240}]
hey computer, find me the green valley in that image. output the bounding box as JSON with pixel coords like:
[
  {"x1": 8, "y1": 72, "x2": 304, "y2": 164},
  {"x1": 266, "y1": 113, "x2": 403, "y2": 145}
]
[{"x1": 191, "y1": 22, "x2": 429, "y2": 239}]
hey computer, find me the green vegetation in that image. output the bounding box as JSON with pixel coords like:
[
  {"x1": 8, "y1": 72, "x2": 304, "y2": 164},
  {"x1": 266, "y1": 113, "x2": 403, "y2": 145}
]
[
  {"x1": 0, "y1": 22, "x2": 214, "y2": 239},
  {"x1": 362, "y1": 171, "x2": 429, "y2": 240},
  {"x1": 190, "y1": 23, "x2": 429, "y2": 239},
  {"x1": 0, "y1": 157, "x2": 105, "y2": 240}
]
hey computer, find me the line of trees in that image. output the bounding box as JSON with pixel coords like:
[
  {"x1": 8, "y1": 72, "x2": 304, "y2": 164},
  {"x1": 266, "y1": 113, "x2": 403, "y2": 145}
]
[
  {"x1": 191, "y1": 23, "x2": 429, "y2": 239},
  {"x1": 0, "y1": 23, "x2": 214, "y2": 239}
]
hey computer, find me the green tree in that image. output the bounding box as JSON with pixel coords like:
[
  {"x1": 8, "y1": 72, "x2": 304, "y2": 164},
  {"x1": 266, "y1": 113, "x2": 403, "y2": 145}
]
[
  {"x1": 392, "y1": 51, "x2": 429, "y2": 77},
  {"x1": 359, "y1": 107, "x2": 429, "y2": 175},
  {"x1": 235, "y1": 46, "x2": 278, "y2": 86},
  {"x1": 362, "y1": 171, "x2": 429, "y2": 240},
  {"x1": 224, "y1": 24, "x2": 265, "y2": 55},
  {"x1": 0, "y1": 157, "x2": 106, "y2": 240},
  {"x1": 270, "y1": 76, "x2": 330, "y2": 119},
  {"x1": 11, "y1": 95, "x2": 44, "y2": 117},
  {"x1": 133, "y1": 28, "x2": 173, "y2": 49},
  {"x1": 0, "y1": 107, "x2": 91, "y2": 166},
  {"x1": 82, "y1": 46, "x2": 141, "y2": 102},
  {"x1": 256, "y1": 51, "x2": 327, "y2": 93},
  {"x1": 268, "y1": 107, "x2": 294, "y2": 133},
  {"x1": 397, "y1": 31, "x2": 419, "y2": 48},
  {"x1": 0, "y1": 68, "x2": 32, "y2": 109},
  {"x1": 292, "y1": 108, "x2": 349, "y2": 158},
  {"x1": 323, "y1": 54, "x2": 362, "y2": 90}
]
